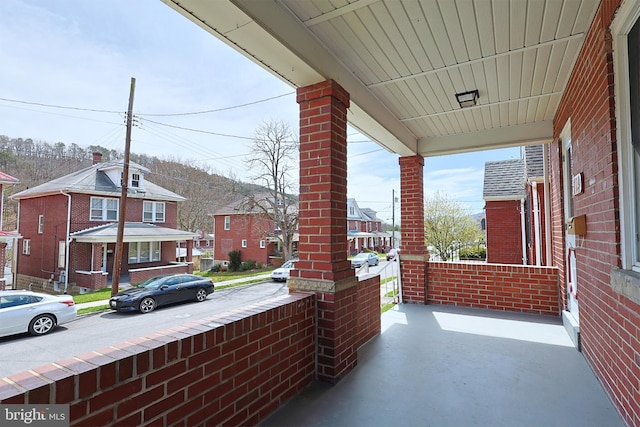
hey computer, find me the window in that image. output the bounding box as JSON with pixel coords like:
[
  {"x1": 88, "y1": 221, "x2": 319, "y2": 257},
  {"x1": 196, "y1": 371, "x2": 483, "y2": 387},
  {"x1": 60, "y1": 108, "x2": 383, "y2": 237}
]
[
  {"x1": 350, "y1": 206, "x2": 355, "y2": 215},
  {"x1": 22, "y1": 239, "x2": 30, "y2": 255},
  {"x1": 242, "y1": 239, "x2": 247, "y2": 248},
  {"x1": 128, "y1": 241, "x2": 161, "y2": 263},
  {"x1": 260, "y1": 240, "x2": 266, "y2": 249},
  {"x1": 90, "y1": 197, "x2": 118, "y2": 221},
  {"x1": 143, "y1": 201, "x2": 165, "y2": 222},
  {"x1": 38, "y1": 215, "x2": 44, "y2": 234},
  {"x1": 224, "y1": 216, "x2": 231, "y2": 230},
  {"x1": 131, "y1": 173, "x2": 140, "y2": 188},
  {"x1": 613, "y1": 1, "x2": 640, "y2": 271}
]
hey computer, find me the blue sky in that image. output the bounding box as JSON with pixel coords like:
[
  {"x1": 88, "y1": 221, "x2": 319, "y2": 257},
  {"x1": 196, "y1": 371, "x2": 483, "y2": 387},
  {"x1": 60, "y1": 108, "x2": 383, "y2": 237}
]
[{"x1": 0, "y1": 0, "x2": 520, "y2": 222}]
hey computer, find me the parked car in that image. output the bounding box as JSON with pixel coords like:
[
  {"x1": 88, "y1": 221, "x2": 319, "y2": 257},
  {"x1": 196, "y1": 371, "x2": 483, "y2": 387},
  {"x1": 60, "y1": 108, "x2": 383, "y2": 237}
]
[
  {"x1": 351, "y1": 252, "x2": 380, "y2": 268},
  {"x1": 271, "y1": 259, "x2": 298, "y2": 282},
  {"x1": 386, "y1": 248, "x2": 399, "y2": 261},
  {"x1": 0, "y1": 290, "x2": 77, "y2": 337},
  {"x1": 109, "y1": 274, "x2": 214, "y2": 314}
]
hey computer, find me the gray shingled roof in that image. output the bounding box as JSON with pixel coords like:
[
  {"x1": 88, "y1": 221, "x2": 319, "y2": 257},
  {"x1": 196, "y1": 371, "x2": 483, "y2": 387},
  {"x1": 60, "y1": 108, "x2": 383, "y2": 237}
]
[
  {"x1": 71, "y1": 222, "x2": 196, "y2": 243},
  {"x1": 524, "y1": 145, "x2": 544, "y2": 179},
  {"x1": 10, "y1": 160, "x2": 185, "y2": 202},
  {"x1": 483, "y1": 158, "x2": 526, "y2": 200}
]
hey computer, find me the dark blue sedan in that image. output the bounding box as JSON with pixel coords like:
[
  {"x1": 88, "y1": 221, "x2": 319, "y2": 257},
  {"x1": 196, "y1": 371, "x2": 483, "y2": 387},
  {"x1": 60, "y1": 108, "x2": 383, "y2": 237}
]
[{"x1": 109, "y1": 274, "x2": 214, "y2": 313}]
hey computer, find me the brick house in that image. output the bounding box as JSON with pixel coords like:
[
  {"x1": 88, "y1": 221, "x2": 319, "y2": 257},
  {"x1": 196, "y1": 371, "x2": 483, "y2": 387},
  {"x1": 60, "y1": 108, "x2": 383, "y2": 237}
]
[
  {"x1": 0, "y1": 171, "x2": 21, "y2": 289},
  {"x1": 347, "y1": 198, "x2": 390, "y2": 254},
  {"x1": 483, "y1": 146, "x2": 548, "y2": 265},
  {"x1": 212, "y1": 195, "x2": 291, "y2": 266},
  {"x1": 10, "y1": 152, "x2": 196, "y2": 291}
]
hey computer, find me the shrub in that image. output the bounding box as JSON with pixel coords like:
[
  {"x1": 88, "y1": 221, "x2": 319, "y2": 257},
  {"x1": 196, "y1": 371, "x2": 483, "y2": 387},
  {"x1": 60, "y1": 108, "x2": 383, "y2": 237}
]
[
  {"x1": 459, "y1": 247, "x2": 486, "y2": 260},
  {"x1": 228, "y1": 250, "x2": 242, "y2": 272},
  {"x1": 210, "y1": 263, "x2": 221, "y2": 273},
  {"x1": 240, "y1": 259, "x2": 257, "y2": 271}
]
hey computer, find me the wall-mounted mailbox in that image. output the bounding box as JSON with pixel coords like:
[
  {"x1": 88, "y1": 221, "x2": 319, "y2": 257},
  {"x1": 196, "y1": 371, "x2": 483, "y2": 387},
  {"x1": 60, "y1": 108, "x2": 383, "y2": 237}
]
[{"x1": 567, "y1": 214, "x2": 587, "y2": 235}]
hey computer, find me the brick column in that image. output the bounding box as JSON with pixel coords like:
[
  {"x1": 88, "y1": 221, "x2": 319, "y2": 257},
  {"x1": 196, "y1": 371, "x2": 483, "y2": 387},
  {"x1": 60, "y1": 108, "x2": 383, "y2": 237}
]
[
  {"x1": 289, "y1": 80, "x2": 358, "y2": 384},
  {"x1": 0, "y1": 243, "x2": 6, "y2": 290},
  {"x1": 92, "y1": 243, "x2": 102, "y2": 271},
  {"x1": 399, "y1": 155, "x2": 428, "y2": 303}
]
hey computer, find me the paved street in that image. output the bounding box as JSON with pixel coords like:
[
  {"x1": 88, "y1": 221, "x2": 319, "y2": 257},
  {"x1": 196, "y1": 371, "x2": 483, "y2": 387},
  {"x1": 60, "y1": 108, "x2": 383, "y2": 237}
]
[{"x1": 0, "y1": 280, "x2": 288, "y2": 378}]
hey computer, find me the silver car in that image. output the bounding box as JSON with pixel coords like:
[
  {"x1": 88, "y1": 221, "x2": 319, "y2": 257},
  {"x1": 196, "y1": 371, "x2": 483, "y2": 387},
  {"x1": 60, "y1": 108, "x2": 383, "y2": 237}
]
[
  {"x1": 351, "y1": 252, "x2": 380, "y2": 268},
  {"x1": 0, "y1": 290, "x2": 77, "y2": 337}
]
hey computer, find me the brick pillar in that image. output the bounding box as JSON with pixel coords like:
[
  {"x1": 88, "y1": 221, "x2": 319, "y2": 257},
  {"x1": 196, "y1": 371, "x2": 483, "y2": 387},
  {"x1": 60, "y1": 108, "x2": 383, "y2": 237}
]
[
  {"x1": 289, "y1": 80, "x2": 358, "y2": 384},
  {"x1": 92, "y1": 243, "x2": 102, "y2": 271},
  {"x1": 399, "y1": 155, "x2": 428, "y2": 304},
  {"x1": 0, "y1": 243, "x2": 6, "y2": 290}
]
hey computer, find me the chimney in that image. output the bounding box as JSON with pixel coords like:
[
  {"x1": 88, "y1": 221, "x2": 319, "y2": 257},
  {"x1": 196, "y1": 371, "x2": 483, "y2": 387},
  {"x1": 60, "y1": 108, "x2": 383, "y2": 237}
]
[{"x1": 92, "y1": 152, "x2": 103, "y2": 165}]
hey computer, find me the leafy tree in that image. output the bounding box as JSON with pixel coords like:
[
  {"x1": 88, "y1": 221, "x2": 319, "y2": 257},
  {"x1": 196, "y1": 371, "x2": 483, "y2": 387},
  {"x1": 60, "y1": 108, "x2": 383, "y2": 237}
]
[
  {"x1": 424, "y1": 192, "x2": 484, "y2": 261},
  {"x1": 241, "y1": 120, "x2": 298, "y2": 261}
]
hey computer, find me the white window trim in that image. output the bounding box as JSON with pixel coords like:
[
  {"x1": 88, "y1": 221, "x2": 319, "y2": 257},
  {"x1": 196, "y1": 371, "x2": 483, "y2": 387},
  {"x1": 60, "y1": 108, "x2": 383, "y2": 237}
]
[
  {"x1": 38, "y1": 215, "x2": 44, "y2": 234},
  {"x1": 259, "y1": 240, "x2": 266, "y2": 249},
  {"x1": 22, "y1": 239, "x2": 30, "y2": 255},
  {"x1": 613, "y1": 0, "x2": 640, "y2": 271},
  {"x1": 90, "y1": 197, "x2": 119, "y2": 222},
  {"x1": 224, "y1": 216, "x2": 231, "y2": 230},
  {"x1": 241, "y1": 239, "x2": 247, "y2": 248},
  {"x1": 143, "y1": 201, "x2": 165, "y2": 223}
]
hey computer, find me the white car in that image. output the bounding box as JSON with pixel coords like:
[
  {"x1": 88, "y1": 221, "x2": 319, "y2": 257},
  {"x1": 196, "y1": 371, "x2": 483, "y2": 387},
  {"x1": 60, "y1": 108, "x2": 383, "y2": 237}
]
[
  {"x1": 271, "y1": 260, "x2": 297, "y2": 282},
  {"x1": 0, "y1": 290, "x2": 77, "y2": 337}
]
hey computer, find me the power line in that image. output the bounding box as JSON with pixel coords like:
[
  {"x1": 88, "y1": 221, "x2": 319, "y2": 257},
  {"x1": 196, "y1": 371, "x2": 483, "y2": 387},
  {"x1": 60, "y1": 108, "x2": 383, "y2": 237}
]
[
  {"x1": 0, "y1": 97, "x2": 123, "y2": 114},
  {"x1": 136, "y1": 92, "x2": 295, "y2": 116}
]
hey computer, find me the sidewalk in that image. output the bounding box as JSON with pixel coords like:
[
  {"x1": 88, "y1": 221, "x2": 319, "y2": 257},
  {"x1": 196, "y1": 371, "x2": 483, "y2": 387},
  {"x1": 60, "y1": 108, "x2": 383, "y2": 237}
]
[{"x1": 75, "y1": 273, "x2": 273, "y2": 310}]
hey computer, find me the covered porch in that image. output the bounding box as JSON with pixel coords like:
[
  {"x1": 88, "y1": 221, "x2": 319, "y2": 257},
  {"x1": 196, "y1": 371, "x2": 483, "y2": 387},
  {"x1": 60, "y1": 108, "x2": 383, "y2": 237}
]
[{"x1": 161, "y1": 0, "x2": 638, "y2": 425}]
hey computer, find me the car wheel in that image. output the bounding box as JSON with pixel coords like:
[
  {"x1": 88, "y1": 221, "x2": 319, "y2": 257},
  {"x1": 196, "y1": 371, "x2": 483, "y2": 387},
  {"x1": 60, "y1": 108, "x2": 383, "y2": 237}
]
[
  {"x1": 195, "y1": 288, "x2": 208, "y2": 302},
  {"x1": 139, "y1": 297, "x2": 156, "y2": 313},
  {"x1": 29, "y1": 314, "x2": 56, "y2": 336}
]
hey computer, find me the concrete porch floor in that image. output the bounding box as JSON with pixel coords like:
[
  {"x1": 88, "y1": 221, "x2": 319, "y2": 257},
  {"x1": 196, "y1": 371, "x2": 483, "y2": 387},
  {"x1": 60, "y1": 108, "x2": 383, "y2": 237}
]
[{"x1": 262, "y1": 304, "x2": 624, "y2": 427}]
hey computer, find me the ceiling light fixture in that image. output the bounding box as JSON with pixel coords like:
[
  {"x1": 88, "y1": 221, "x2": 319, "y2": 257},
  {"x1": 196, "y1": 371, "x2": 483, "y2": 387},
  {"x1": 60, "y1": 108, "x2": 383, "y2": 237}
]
[{"x1": 455, "y1": 90, "x2": 479, "y2": 108}]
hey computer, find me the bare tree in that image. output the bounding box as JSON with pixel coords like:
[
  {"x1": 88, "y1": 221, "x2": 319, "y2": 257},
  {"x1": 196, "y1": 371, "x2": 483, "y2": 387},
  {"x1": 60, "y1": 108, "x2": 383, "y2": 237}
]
[
  {"x1": 244, "y1": 120, "x2": 298, "y2": 261},
  {"x1": 424, "y1": 191, "x2": 484, "y2": 261}
]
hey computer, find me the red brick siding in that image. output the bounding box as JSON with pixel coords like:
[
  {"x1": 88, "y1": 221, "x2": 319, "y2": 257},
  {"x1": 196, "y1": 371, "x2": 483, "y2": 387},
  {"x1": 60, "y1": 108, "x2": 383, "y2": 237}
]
[
  {"x1": 0, "y1": 294, "x2": 315, "y2": 426},
  {"x1": 129, "y1": 264, "x2": 191, "y2": 284},
  {"x1": 316, "y1": 287, "x2": 358, "y2": 383},
  {"x1": 356, "y1": 275, "x2": 381, "y2": 350},
  {"x1": 553, "y1": 1, "x2": 640, "y2": 424},
  {"x1": 295, "y1": 80, "x2": 353, "y2": 282},
  {"x1": 213, "y1": 213, "x2": 272, "y2": 265},
  {"x1": 485, "y1": 200, "x2": 523, "y2": 264},
  {"x1": 399, "y1": 155, "x2": 427, "y2": 303},
  {"x1": 427, "y1": 261, "x2": 560, "y2": 316}
]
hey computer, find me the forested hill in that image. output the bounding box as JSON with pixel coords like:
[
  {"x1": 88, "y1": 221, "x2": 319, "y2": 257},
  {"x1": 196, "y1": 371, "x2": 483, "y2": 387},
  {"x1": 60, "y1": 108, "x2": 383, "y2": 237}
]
[{"x1": 0, "y1": 135, "x2": 259, "y2": 233}]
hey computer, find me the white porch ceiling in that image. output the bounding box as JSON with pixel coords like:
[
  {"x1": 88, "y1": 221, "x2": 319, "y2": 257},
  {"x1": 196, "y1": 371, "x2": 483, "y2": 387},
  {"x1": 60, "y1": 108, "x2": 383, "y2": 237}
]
[{"x1": 162, "y1": 0, "x2": 599, "y2": 157}]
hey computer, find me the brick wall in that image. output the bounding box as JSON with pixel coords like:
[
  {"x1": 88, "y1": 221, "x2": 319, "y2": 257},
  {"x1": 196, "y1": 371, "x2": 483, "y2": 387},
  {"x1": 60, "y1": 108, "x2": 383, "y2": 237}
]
[
  {"x1": 356, "y1": 275, "x2": 381, "y2": 349},
  {"x1": 0, "y1": 294, "x2": 315, "y2": 426},
  {"x1": 485, "y1": 200, "x2": 523, "y2": 264},
  {"x1": 129, "y1": 263, "x2": 191, "y2": 285},
  {"x1": 551, "y1": 0, "x2": 640, "y2": 424},
  {"x1": 427, "y1": 261, "x2": 560, "y2": 316}
]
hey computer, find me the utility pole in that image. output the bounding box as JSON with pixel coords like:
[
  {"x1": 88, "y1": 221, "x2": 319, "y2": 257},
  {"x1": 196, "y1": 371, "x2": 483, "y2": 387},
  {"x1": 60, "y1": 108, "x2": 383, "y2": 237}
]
[
  {"x1": 392, "y1": 189, "x2": 396, "y2": 249},
  {"x1": 112, "y1": 77, "x2": 136, "y2": 297}
]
